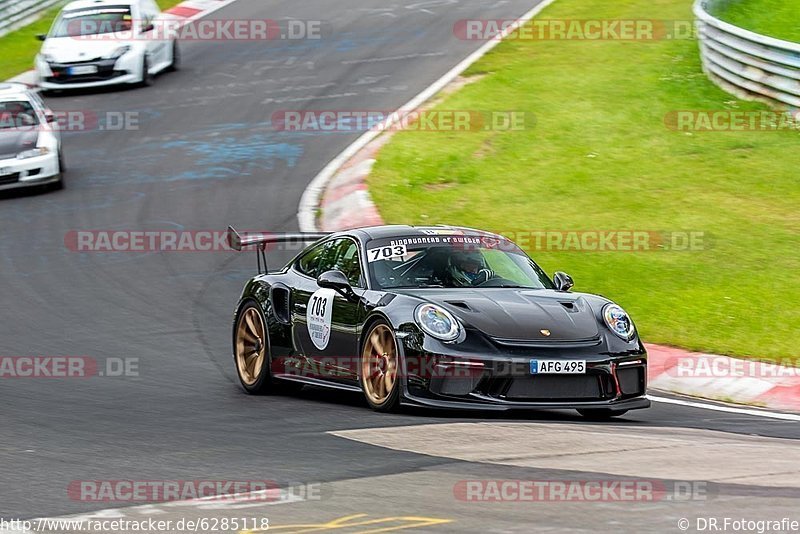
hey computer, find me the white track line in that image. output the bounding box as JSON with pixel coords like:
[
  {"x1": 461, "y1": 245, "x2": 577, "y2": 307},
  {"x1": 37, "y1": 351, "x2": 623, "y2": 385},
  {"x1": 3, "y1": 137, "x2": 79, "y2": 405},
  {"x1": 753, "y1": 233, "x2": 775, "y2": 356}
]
[
  {"x1": 297, "y1": 0, "x2": 559, "y2": 231},
  {"x1": 650, "y1": 395, "x2": 800, "y2": 422}
]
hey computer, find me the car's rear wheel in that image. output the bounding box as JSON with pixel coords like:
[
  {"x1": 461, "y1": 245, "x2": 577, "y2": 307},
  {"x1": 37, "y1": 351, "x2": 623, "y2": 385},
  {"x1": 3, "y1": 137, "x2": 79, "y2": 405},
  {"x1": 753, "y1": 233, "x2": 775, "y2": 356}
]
[
  {"x1": 233, "y1": 300, "x2": 302, "y2": 395},
  {"x1": 577, "y1": 408, "x2": 628, "y2": 420},
  {"x1": 360, "y1": 321, "x2": 401, "y2": 412},
  {"x1": 234, "y1": 302, "x2": 270, "y2": 393}
]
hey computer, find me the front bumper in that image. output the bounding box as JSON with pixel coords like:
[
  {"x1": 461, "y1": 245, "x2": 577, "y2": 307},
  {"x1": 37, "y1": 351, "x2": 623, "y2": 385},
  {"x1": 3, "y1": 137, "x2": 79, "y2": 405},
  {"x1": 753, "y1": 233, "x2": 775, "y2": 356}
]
[
  {"x1": 0, "y1": 152, "x2": 61, "y2": 191},
  {"x1": 37, "y1": 55, "x2": 140, "y2": 89},
  {"x1": 398, "y1": 330, "x2": 649, "y2": 411}
]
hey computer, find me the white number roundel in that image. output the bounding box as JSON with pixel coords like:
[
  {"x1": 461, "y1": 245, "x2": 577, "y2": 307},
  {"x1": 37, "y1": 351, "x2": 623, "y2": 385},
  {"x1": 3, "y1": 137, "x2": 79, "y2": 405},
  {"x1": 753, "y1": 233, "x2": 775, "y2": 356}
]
[{"x1": 307, "y1": 288, "x2": 335, "y2": 349}]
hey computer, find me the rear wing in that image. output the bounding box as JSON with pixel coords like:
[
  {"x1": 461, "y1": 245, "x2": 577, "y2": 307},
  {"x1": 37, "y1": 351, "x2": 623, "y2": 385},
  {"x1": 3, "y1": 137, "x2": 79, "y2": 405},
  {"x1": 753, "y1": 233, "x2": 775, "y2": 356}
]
[{"x1": 227, "y1": 226, "x2": 330, "y2": 274}]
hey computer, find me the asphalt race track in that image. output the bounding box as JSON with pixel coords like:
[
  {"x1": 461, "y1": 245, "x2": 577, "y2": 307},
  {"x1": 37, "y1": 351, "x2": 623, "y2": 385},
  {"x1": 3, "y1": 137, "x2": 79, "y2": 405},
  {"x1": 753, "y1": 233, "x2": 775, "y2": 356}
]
[{"x1": 1, "y1": 0, "x2": 798, "y2": 531}]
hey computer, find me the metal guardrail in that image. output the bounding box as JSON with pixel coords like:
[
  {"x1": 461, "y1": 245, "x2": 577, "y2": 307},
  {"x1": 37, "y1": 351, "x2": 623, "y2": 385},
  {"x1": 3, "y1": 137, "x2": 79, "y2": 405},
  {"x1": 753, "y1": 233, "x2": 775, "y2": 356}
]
[
  {"x1": 0, "y1": 0, "x2": 65, "y2": 38},
  {"x1": 695, "y1": 0, "x2": 800, "y2": 109}
]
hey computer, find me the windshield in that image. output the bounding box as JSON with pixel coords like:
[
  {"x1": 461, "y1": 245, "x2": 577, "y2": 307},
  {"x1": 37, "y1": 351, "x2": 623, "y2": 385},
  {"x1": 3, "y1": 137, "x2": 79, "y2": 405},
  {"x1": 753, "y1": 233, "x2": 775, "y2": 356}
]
[
  {"x1": 0, "y1": 100, "x2": 38, "y2": 130},
  {"x1": 366, "y1": 234, "x2": 555, "y2": 290},
  {"x1": 50, "y1": 6, "x2": 133, "y2": 37}
]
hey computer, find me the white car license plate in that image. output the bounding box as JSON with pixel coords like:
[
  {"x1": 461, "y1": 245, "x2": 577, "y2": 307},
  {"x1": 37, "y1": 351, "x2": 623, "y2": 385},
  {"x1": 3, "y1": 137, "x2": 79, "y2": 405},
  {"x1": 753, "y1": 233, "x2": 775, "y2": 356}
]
[
  {"x1": 530, "y1": 360, "x2": 586, "y2": 374},
  {"x1": 68, "y1": 65, "x2": 98, "y2": 75}
]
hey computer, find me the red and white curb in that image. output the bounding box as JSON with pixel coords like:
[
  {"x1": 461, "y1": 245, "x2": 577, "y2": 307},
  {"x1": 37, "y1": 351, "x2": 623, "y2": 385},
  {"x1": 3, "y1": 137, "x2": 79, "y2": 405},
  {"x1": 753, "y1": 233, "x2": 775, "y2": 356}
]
[
  {"x1": 646, "y1": 344, "x2": 800, "y2": 411},
  {"x1": 6, "y1": 0, "x2": 239, "y2": 86}
]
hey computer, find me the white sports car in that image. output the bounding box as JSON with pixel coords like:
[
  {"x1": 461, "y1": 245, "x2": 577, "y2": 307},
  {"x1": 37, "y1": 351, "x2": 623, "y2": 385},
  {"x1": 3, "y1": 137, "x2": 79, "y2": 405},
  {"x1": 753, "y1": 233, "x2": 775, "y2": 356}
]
[
  {"x1": 0, "y1": 83, "x2": 64, "y2": 192},
  {"x1": 35, "y1": 0, "x2": 179, "y2": 90}
]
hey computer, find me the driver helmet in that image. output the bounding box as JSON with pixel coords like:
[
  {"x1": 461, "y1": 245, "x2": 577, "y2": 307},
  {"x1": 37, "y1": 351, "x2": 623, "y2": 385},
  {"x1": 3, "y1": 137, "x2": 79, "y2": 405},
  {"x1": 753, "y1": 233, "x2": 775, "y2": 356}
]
[{"x1": 448, "y1": 250, "x2": 487, "y2": 286}]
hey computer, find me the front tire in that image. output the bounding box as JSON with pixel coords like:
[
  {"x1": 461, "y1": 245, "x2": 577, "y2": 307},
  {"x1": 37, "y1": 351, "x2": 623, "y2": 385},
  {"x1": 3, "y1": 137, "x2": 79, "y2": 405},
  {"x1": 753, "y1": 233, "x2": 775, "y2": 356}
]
[
  {"x1": 577, "y1": 409, "x2": 628, "y2": 420},
  {"x1": 360, "y1": 320, "x2": 401, "y2": 412},
  {"x1": 140, "y1": 56, "x2": 153, "y2": 87},
  {"x1": 51, "y1": 151, "x2": 65, "y2": 190},
  {"x1": 167, "y1": 41, "x2": 180, "y2": 71}
]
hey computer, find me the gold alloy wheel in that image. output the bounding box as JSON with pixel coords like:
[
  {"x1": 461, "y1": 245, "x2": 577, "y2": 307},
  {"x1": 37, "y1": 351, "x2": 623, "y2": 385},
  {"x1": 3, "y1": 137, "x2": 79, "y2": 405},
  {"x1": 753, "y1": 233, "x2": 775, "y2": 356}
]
[
  {"x1": 361, "y1": 324, "x2": 398, "y2": 405},
  {"x1": 235, "y1": 306, "x2": 266, "y2": 386}
]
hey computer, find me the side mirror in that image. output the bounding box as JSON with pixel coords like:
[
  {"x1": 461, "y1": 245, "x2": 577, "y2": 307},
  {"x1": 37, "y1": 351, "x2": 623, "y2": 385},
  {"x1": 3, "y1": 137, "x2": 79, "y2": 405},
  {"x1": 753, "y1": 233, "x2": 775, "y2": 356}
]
[
  {"x1": 553, "y1": 271, "x2": 574, "y2": 291},
  {"x1": 141, "y1": 23, "x2": 155, "y2": 33},
  {"x1": 36, "y1": 34, "x2": 47, "y2": 41},
  {"x1": 45, "y1": 111, "x2": 57, "y2": 123},
  {"x1": 317, "y1": 270, "x2": 357, "y2": 301}
]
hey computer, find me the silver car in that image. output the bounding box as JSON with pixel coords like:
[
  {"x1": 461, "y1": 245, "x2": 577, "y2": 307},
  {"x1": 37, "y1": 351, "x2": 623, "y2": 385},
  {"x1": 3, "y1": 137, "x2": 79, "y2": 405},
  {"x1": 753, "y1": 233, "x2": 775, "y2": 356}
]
[{"x1": 0, "y1": 83, "x2": 64, "y2": 192}]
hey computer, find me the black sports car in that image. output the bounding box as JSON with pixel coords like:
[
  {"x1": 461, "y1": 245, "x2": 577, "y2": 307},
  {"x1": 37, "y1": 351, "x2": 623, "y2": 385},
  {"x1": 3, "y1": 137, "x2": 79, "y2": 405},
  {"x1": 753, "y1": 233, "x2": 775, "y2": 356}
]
[{"x1": 228, "y1": 225, "x2": 649, "y2": 418}]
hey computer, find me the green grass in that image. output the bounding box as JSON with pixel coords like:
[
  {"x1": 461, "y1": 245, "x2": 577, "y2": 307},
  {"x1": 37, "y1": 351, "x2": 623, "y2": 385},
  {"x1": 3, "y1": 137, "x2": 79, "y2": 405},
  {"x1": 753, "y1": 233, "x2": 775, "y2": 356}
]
[
  {"x1": 0, "y1": 0, "x2": 185, "y2": 80},
  {"x1": 712, "y1": 0, "x2": 800, "y2": 42},
  {"x1": 367, "y1": 0, "x2": 800, "y2": 361}
]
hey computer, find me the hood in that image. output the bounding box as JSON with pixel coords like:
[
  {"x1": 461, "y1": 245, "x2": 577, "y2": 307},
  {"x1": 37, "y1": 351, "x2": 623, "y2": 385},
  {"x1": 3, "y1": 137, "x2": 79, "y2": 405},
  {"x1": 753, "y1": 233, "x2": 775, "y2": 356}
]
[
  {"x1": 0, "y1": 129, "x2": 39, "y2": 160},
  {"x1": 402, "y1": 288, "x2": 601, "y2": 342},
  {"x1": 41, "y1": 37, "x2": 130, "y2": 63}
]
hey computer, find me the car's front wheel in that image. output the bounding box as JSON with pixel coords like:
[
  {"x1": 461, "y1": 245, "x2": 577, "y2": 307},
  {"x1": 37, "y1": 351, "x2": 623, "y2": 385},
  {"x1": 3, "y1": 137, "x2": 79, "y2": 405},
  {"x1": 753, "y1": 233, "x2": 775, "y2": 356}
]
[
  {"x1": 360, "y1": 320, "x2": 401, "y2": 412},
  {"x1": 167, "y1": 41, "x2": 180, "y2": 71},
  {"x1": 140, "y1": 56, "x2": 153, "y2": 87},
  {"x1": 52, "y1": 150, "x2": 65, "y2": 190}
]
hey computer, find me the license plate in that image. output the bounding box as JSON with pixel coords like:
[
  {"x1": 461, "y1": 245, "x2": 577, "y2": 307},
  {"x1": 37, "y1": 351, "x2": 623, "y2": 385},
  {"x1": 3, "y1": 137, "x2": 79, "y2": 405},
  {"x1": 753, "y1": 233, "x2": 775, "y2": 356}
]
[
  {"x1": 530, "y1": 360, "x2": 586, "y2": 374},
  {"x1": 68, "y1": 65, "x2": 98, "y2": 75},
  {"x1": 0, "y1": 168, "x2": 12, "y2": 176}
]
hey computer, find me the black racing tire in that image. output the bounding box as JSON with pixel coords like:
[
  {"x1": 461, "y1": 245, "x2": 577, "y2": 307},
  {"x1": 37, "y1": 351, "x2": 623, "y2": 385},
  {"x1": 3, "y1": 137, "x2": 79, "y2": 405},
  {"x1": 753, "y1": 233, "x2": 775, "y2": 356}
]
[
  {"x1": 140, "y1": 56, "x2": 153, "y2": 87},
  {"x1": 51, "y1": 151, "x2": 65, "y2": 190},
  {"x1": 359, "y1": 319, "x2": 401, "y2": 412},
  {"x1": 577, "y1": 408, "x2": 629, "y2": 420},
  {"x1": 167, "y1": 41, "x2": 180, "y2": 72}
]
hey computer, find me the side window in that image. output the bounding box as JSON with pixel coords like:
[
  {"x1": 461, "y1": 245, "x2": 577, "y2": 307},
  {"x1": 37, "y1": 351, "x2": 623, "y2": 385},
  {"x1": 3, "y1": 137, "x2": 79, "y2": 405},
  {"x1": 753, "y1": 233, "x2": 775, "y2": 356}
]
[
  {"x1": 328, "y1": 239, "x2": 363, "y2": 287},
  {"x1": 296, "y1": 241, "x2": 332, "y2": 279},
  {"x1": 296, "y1": 239, "x2": 363, "y2": 287}
]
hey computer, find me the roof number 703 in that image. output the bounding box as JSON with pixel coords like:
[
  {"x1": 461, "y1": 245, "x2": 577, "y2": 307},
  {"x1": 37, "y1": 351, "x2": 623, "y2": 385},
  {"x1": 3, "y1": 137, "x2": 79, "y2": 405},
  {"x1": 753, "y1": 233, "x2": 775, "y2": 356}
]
[{"x1": 367, "y1": 244, "x2": 407, "y2": 262}]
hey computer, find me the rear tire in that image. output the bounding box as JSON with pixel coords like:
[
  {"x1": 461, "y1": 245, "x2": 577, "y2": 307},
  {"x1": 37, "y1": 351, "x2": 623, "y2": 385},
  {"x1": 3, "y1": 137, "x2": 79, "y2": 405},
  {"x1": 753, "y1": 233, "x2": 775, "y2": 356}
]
[
  {"x1": 360, "y1": 320, "x2": 401, "y2": 412},
  {"x1": 577, "y1": 409, "x2": 628, "y2": 420},
  {"x1": 233, "y1": 300, "x2": 303, "y2": 395}
]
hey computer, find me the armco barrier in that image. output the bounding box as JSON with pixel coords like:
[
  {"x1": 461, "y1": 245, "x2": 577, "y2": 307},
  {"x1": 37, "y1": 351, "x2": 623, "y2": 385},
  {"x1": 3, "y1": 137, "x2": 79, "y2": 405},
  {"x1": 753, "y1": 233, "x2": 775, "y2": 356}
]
[
  {"x1": 695, "y1": 0, "x2": 800, "y2": 108},
  {"x1": 0, "y1": 0, "x2": 64, "y2": 37}
]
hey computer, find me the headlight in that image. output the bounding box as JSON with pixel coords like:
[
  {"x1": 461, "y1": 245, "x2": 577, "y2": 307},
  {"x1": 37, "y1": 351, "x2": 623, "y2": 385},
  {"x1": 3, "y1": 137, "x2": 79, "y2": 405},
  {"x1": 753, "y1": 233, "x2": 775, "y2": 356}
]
[
  {"x1": 414, "y1": 303, "x2": 461, "y2": 342},
  {"x1": 41, "y1": 54, "x2": 55, "y2": 63},
  {"x1": 17, "y1": 147, "x2": 50, "y2": 159},
  {"x1": 108, "y1": 45, "x2": 131, "y2": 59},
  {"x1": 603, "y1": 304, "x2": 635, "y2": 340}
]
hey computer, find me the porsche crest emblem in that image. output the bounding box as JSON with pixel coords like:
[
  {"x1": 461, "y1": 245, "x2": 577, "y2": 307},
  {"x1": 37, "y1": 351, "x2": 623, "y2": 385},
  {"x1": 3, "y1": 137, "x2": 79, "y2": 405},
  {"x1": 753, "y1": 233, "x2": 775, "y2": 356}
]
[{"x1": 540, "y1": 329, "x2": 551, "y2": 337}]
